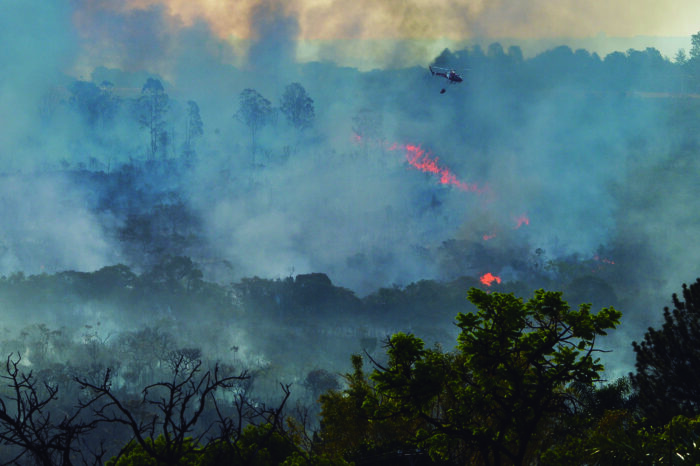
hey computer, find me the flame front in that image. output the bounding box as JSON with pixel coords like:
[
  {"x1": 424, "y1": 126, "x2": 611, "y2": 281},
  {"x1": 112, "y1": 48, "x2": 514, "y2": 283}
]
[{"x1": 389, "y1": 143, "x2": 487, "y2": 194}]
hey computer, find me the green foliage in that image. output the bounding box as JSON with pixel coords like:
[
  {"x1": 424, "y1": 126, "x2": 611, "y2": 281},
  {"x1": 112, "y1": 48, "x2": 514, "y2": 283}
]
[
  {"x1": 631, "y1": 278, "x2": 700, "y2": 425},
  {"x1": 106, "y1": 435, "x2": 201, "y2": 466},
  {"x1": 317, "y1": 355, "x2": 374, "y2": 455},
  {"x1": 644, "y1": 415, "x2": 700, "y2": 464},
  {"x1": 198, "y1": 424, "x2": 299, "y2": 466},
  {"x1": 543, "y1": 411, "x2": 700, "y2": 465},
  {"x1": 317, "y1": 354, "x2": 426, "y2": 463},
  {"x1": 107, "y1": 424, "x2": 318, "y2": 466},
  {"x1": 321, "y1": 287, "x2": 621, "y2": 465}
]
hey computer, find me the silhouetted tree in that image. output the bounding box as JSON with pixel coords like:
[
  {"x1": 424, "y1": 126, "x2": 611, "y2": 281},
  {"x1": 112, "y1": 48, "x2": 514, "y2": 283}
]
[
  {"x1": 508, "y1": 45, "x2": 524, "y2": 64},
  {"x1": 431, "y1": 48, "x2": 456, "y2": 68},
  {"x1": 304, "y1": 369, "x2": 339, "y2": 400},
  {"x1": 630, "y1": 278, "x2": 700, "y2": 425},
  {"x1": 141, "y1": 255, "x2": 204, "y2": 294},
  {"x1": 235, "y1": 88, "x2": 273, "y2": 162},
  {"x1": 690, "y1": 31, "x2": 700, "y2": 61},
  {"x1": 0, "y1": 353, "x2": 103, "y2": 465},
  {"x1": 182, "y1": 100, "x2": 203, "y2": 162},
  {"x1": 69, "y1": 80, "x2": 119, "y2": 129},
  {"x1": 488, "y1": 42, "x2": 505, "y2": 59},
  {"x1": 280, "y1": 82, "x2": 315, "y2": 131},
  {"x1": 137, "y1": 78, "x2": 169, "y2": 160},
  {"x1": 675, "y1": 48, "x2": 688, "y2": 65},
  {"x1": 76, "y1": 358, "x2": 249, "y2": 465}
]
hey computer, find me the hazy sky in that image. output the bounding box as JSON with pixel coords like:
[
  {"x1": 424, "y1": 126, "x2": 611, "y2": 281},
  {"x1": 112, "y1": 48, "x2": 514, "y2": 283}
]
[
  {"x1": 68, "y1": 0, "x2": 698, "y2": 71},
  {"x1": 118, "y1": 0, "x2": 698, "y2": 40}
]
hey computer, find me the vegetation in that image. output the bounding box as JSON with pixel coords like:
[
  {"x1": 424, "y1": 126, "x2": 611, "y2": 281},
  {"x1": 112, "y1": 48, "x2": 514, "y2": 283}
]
[
  {"x1": 631, "y1": 278, "x2": 700, "y2": 425},
  {"x1": 5, "y1": 279, "x2": 700, "y2": 464},
  {"x1": 317, "y1": 289, "x2": 622, "y2": 465}
]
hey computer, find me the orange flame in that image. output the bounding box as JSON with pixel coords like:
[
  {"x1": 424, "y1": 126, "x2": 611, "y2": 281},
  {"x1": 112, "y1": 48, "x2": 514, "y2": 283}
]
[
  {"x1": 389, "y1": 143, "x2": 487, "y2": 194},
  {"x1": 480, "y1": 272, "x2": 502, "y2": 286}
]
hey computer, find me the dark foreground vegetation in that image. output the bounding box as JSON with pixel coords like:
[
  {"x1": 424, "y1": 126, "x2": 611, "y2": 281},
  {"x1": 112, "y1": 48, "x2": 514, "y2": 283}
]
[{"x1": 2, "y1": 277, "x2": 700, "y2": 464}]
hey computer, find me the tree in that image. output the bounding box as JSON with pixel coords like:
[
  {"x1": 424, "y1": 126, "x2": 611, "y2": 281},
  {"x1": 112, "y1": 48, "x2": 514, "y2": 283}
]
[
  {"x1": 77, "y1": 357, "x2": 249, "y2": 465},
  {"x1": 630, "y1": 278, "x2": 700, "y2": 425},
  {"x1": 542, "y1": 406, "x2": 700, "y2": 465},
  {"x1": 431, "y1": 48, "x2": 456, "y2": 68},
  {"x1": 684, "y1": 31, "x2": 700, "y2": 92},
  {"x1": 303, "y1": 369, "x2": 339, "y2": 400},
  {"x1": 182, "y1": 100, "x2": 203, "y2": 163},
  {"x1": 279, "y1": 82, "x2": 315, "y2": 132},
  {"x1": 675, "y1": 48, "x2": 688, "y2": 65},
  {"x1": 141, "y1": 255, "x2": 204, "y2": 295},
  {"x1": 325, "y1": 288, "x2": 621, "y2": 465},
  {"x1": 539, "y1": 377, "x2": 641, "y2": 465},
  {"x1": 0, "y1": 353, "x2": 102, "y2": 465},
  {"x1": 317, "y1": 355, "x2": 423, "y2": 464},
  {"x1": 487, "y1": 42, "x2": 505, "y2": 58},
  {"x1": 691, "y1": 31, "x2": 700, "y2": 61},
  {"x1": 69, "y1": 80, "x2": 119, "y2": 129},
  {"x1": 235, "y1": 88, "x2": 273, "y2": 161},
  {"x1": 137, "y1": 78, "x2": 170, "y2": 160},
  {"x1": 507, "y1": 45, "x2": 524, "y2": 64}
]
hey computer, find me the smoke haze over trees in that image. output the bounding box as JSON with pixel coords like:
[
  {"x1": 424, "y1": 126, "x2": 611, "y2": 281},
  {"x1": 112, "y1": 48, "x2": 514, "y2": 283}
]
[
  {"x1": 2, "y1": 0, "x2": 700, "y2": 367},
  {"x1": 3, "y1": 0, "x2": 700, "y2": 461}
]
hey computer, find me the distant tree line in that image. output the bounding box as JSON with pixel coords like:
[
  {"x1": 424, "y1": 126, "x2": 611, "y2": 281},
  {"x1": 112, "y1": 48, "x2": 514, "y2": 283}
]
[
  {"x1": 50, "y1": 30, "x2": 700, "y2": 175},
  {"x1": 432, "y1": 31, "x2": 700, "y2": 95}
]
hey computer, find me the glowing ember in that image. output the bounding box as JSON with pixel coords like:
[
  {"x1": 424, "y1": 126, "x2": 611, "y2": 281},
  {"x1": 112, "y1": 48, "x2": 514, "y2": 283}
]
[
  {"x1": 480, "y1": 272, "x2": 502, "y2": 286},
  {"x1": 389, "y1": 143, "x2": 487, "y2": 194},
  {"x1": 514, "y1": 214, "x2": 530, "y2": 229}
]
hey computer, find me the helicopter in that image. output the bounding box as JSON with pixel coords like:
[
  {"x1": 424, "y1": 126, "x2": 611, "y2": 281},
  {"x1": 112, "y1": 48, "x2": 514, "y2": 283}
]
[{"x1": 429, "y1": 66, "x2": 464, "y2": 93}]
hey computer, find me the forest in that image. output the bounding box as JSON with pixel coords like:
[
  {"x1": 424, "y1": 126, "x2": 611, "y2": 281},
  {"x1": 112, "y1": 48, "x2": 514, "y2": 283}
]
[{"x1": 3, "y1": 12, "x2": 700, "y2": 463}]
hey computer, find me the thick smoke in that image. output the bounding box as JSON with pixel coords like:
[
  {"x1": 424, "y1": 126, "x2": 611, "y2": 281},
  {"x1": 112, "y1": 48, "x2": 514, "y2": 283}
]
[
  {"x1": 76, "y1": 0, "x2": 697, "y2": 70},
  {"x1": 0, "y1": 1, "x2": 121, "y2": 275},
  {"x1": 0, "y1": 0, "x2": 76, "y2": 170},
  {"x1": 0, "y1": 174, "x2": 118, "y2": 275}
]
